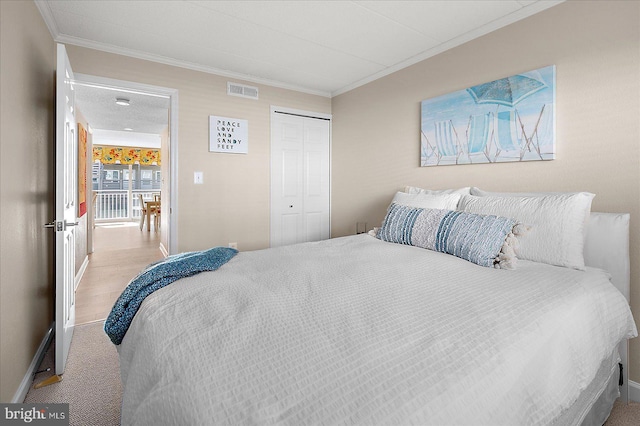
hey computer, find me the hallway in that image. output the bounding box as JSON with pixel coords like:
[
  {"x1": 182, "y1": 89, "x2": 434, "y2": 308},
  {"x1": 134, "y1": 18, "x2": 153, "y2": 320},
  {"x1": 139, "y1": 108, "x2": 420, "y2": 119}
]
[{"x1": 75, "y1": 223, "x2": 164, "y2": 325}]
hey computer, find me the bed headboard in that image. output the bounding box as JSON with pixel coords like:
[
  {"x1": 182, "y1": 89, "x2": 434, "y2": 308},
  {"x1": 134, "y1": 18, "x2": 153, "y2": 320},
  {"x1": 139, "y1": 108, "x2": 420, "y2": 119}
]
[
  {"x1": 583, "y1": 212, "x2": 631, "y2": 403},
  {"x1": 583, "y1": 212, "x2": 630, "y2": 301}
]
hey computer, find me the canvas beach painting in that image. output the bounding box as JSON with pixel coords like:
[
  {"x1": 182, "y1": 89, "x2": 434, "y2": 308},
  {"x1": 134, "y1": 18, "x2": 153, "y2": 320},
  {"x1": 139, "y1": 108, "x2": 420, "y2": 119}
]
[{"x1": 421, "y1": 65, "x2": 556, "y2": 166}]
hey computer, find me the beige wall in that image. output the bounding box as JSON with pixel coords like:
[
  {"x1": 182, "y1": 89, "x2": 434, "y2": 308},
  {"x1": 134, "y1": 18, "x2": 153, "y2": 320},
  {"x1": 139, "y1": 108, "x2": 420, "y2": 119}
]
[
  {"x1": 65, "y1": 46, "x2": 331, "y2": 253},
  {"x1": 332, "y1": 0, "x2": 640, "y2": 381},
  {"x1": 0, "y1": 1, "x2": 55, "y2": 402}
]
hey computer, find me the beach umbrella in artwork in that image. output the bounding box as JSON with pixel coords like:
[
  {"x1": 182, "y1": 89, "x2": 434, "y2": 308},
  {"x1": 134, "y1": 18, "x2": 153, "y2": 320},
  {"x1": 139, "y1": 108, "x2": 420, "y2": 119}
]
[
  {"x1": 466, "y1": 70, "x2": 550, "y2": 160},
  {"x1": 466, "y1": 71, "x2": 547, "y2": 108}
]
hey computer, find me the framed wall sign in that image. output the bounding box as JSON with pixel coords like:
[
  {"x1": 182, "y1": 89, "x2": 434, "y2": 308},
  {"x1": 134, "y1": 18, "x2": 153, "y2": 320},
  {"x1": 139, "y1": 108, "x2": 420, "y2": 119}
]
[{"x1": 209, "y1": 115, "x2": 248, "y2": 154}]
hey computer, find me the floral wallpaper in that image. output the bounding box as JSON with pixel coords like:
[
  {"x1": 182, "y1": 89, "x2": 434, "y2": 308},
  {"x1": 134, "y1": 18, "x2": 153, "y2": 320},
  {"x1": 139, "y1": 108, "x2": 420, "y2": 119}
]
[{"x1": 93, "y1": 145, "x2": 161, "y2": 165}]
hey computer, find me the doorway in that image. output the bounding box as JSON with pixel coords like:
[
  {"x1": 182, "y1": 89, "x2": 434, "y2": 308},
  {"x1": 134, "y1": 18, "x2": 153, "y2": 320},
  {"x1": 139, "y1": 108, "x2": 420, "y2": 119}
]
[
  {"x1": 73, "y1": 73, "x2": 179, "y2": 255},
  {"x1": 72, "y1": 74, "x2": 178, "y2": 324}
]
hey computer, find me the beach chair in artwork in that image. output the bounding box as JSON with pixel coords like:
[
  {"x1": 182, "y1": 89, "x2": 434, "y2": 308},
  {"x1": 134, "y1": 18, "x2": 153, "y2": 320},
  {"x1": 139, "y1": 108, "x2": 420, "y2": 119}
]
[
  {"x1": 494, "y1": 110, "x2": 526, "y2": 161},
  {"x1": 524, "y1": 104, "x2": 552, "y2": 160},
  {"x1": 433, "y1": 119, "x2": 462, "y2": 165},
  {"x1": 465, "y1": 112, "x2": 493, "y2": 163},
  {"x1": 421, "y1": 130, "x2": 437, "y2": 166}
]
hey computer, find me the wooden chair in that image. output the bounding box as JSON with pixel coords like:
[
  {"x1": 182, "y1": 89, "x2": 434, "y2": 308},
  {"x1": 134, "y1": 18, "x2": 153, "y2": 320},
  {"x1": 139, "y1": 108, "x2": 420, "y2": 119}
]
[
  {"x1": 138, "y1": 194, "x2": 147, "y2": 230},
  {"x1": 152, "y1": 193, "x2": 161, "y2": 231},
  {"x1": 153, "y1": 208, "x2": 161, "y2": 232}
]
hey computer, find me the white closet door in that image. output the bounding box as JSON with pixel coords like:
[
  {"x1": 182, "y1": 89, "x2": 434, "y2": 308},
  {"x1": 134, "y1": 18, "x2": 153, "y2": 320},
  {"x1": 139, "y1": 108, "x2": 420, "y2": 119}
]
[
  {"x1": 271, "y1": 111, "x2": 330, "y2": 247},
  {"x1": 271, "y1": 113, "x2": 304, "y2": 247},
  {"x1": 302, "y1": 117, "x2": 330, "y2": 243}
]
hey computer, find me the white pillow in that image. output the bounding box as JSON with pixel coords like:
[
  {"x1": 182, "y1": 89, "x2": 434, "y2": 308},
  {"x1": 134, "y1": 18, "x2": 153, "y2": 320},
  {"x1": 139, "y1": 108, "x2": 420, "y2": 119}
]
[
  {"x1": 392, "y1": 191, "x2": 461, "y2": 210},
  {"x1": 405, "y1": 186, "x2": 471, "y2": 196},
  {"x1": 470, "y1": 187, "x2": 593, "y2": 198},
  {"x1": 470, "y1": 187, "x2": 595, "y2": 244},
  {"x1": 458, "y1": 193, "x2": 595, "y2": 270}
]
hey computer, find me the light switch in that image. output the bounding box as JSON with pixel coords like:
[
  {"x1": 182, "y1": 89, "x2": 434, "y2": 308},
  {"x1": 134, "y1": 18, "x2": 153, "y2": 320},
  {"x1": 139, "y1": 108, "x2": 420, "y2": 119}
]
[{"x1": 194, "y1": 171, "x2": 203, "y2": 184}]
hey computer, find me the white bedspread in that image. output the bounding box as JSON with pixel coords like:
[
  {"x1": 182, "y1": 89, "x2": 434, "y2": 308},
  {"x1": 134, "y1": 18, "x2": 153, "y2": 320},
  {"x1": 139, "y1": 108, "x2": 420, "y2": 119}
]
[{"x1": 118, "y1": 235, "x2": 637, "y2": 425}]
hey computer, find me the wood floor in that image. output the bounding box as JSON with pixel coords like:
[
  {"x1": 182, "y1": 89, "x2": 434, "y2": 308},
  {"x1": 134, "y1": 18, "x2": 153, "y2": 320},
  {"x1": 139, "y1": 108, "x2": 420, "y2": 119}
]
[{"x1": 75, "y1": 222, "x2": 164, "y2": 325}]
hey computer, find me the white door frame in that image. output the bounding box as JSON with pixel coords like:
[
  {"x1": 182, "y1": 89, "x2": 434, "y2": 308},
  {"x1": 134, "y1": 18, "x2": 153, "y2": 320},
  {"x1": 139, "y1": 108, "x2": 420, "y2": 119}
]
[
  {"x1": 73, "y1": 73, "x2": 179, "y2": 255},
  {"x1": 270, "y1": 106, "x2": 332, "y2": 247}
]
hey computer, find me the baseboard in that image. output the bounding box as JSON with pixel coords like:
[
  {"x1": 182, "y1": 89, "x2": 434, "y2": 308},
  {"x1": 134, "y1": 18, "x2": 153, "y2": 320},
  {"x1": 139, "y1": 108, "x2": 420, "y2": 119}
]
[
  {"x1": 159, "y1": 242, "x2": 169, "y2": 258},
  {"x1": 11, "y1": 323, "x2": 54, "y2": 403},
  {"x1": 74, "y1": 255, "x2": 89, "y2": 291},
  {"x1": 629, "y1": 380, "x2": 640, "y2": 403}
]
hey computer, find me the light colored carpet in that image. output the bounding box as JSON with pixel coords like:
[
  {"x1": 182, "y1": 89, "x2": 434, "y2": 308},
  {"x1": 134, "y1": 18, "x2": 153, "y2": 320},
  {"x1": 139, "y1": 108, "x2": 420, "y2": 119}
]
[
  {"x1": 23, "y1": 321, "x2": 640, "y2": 425},
  {"x1": 607, "y1": 400, "x2": 640, "y2": 425},
  {"x1": 24, "y1": 321, "x2": 121, "y2": 426}
]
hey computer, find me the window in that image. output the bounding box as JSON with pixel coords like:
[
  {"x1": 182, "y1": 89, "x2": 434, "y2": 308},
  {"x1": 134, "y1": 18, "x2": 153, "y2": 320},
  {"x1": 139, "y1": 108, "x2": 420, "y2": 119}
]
[{"x1": 105, "y1": 170, "x2": 120, "y2": 180}]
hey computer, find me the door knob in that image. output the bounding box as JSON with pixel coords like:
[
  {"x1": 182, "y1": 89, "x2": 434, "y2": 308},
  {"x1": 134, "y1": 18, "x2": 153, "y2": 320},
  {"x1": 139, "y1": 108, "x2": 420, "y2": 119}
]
[{"x1": 43, "y1": 220, "x2": 78, "y2": 231}]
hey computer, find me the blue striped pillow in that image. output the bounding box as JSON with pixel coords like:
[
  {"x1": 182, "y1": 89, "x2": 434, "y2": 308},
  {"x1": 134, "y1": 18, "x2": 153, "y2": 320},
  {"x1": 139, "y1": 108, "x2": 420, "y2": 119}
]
[{"x1": 376, "y1": 203, "x2": 522, "y2": 268}]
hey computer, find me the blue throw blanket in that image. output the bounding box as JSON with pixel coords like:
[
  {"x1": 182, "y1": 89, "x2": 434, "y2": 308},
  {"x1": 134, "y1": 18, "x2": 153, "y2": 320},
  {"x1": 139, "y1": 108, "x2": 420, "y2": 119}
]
[{"x1": 104, "y1": 247, "x2": 238, "y2": 345}]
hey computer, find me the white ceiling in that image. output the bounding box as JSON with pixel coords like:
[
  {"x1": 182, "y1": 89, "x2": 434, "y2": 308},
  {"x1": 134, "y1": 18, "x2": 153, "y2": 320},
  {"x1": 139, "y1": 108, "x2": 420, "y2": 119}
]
[
  {"x1": 71, "y1": 80, "x2": 169, "y2": 147},
  {"x1": 74, "y1": 82, "x2": 170, "y2": 134},
  {"x1": 37, "y1": 0, "x2": 563, "y2": 98}
]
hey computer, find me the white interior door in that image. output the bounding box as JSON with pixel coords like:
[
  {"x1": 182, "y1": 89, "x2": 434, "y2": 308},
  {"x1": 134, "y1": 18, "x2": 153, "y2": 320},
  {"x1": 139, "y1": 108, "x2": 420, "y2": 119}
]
[
  {"x1": 271, "y1": 109, "x2": 330, "y2": 247},
  {"x1": 54, "y1": 43, "x2": 77, "y2": 376}
]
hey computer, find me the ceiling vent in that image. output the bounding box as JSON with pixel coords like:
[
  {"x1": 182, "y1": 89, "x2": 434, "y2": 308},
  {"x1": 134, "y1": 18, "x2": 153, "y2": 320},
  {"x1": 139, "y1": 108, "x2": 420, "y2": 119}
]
[{"x1": 227, "y1": 82, "x2": 259, "y2": 100}]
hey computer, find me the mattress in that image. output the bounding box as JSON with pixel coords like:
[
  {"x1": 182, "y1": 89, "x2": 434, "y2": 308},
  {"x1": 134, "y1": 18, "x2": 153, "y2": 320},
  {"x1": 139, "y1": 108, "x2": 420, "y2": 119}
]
[{"x1": 118, "y1": 234, "x2": 637, "y2": 425}]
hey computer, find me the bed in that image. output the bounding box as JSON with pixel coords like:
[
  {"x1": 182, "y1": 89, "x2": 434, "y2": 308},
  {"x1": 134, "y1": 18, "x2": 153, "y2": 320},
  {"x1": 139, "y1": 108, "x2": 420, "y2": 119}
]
[{"x1": 113, "y1": 188, "x2": 637, "y2": 425}]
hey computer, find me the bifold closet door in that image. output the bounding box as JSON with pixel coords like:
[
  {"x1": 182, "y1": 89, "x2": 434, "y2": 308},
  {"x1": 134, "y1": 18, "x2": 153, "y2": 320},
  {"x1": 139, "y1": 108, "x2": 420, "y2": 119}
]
[{"x1": 271, "y1": 112, "x2": 330, "y2": 247}]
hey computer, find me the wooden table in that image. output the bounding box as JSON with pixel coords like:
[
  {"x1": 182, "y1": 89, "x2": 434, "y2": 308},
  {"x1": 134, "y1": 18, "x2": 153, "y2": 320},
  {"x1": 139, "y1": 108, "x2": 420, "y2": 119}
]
[{"x1": 144, "y1": 200, "x2": 160, "y2": 231}]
